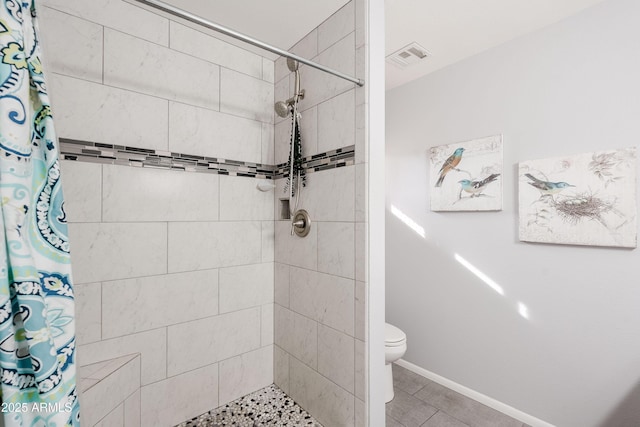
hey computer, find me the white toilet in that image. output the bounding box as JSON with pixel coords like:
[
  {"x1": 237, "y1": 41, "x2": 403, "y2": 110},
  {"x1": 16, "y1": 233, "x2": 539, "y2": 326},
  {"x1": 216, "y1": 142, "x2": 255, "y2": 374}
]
[{"x1": 385, "y1": 323, "x2": 407, "y2": 403}]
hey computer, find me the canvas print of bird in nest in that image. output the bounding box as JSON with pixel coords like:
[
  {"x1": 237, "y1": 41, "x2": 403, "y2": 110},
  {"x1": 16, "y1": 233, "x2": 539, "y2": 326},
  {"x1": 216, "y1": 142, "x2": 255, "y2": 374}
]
[
  {"x1": 429, "y1": 135, "x2": 503, "y2": 211},
  {"x1": 519, "y1": 147, "x2": 637, "y2": 248}
]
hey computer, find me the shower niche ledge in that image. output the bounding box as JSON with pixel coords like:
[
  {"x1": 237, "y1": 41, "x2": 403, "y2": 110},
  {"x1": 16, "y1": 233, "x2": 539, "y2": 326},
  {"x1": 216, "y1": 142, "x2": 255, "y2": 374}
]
[{"x1": 78, "y1": 353, "x2": 141, "y2": 426}]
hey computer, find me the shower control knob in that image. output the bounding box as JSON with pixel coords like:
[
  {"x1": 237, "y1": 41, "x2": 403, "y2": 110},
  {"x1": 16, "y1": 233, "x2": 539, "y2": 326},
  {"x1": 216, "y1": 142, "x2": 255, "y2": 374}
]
[{"x1": 292, "y1": 209, "x2": 311, "y2": 238}]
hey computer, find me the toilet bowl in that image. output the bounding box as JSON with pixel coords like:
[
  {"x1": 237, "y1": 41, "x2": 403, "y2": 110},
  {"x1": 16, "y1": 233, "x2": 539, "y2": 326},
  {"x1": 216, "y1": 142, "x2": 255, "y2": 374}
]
[{"x1": 385, "y1": 323, "x2": 407, "y2": 403}]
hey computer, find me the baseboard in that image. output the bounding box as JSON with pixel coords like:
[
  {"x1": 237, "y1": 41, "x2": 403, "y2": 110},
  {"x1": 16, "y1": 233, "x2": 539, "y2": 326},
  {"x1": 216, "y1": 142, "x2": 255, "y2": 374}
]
[{"x1": 395, "y1": 359, "x2": 555, "y2": 427}]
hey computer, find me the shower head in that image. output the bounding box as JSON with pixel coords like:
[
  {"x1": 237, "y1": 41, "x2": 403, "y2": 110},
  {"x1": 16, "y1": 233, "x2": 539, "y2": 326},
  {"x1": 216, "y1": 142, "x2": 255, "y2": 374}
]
[
  {"x1": 287, "y1": 57, "x2": 299, "y2": 72},
  {"x1": 274, "y1": 100, "x2": 291, "y2": 118}
]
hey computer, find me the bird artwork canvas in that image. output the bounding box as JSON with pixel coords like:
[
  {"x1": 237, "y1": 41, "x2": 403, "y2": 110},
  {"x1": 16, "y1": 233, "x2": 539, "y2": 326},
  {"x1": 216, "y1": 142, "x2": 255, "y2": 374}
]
[
  {"x1": 429, "y1": 135, "x2": 503, "y2": 211},
  {"x1": 519, "y1": 147, "x2": 637, "y2": 248}
]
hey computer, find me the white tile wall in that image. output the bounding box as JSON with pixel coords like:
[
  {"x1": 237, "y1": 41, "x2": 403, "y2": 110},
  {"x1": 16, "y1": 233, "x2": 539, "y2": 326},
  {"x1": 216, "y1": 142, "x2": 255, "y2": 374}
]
[
  {"x1": 103, "y1": 165, "x2": 219, "y2": 222},
  {"x1": 124, "y1": 390, "x2": 141, "y2": 427},
  {"x1": 300, "y1": 106, "x2": 319, "y2": 156},
  {"x1": 274, "y1": 305, "x2": 317, "y2": 369},
  {"x1": 275, "y1": 120, "x2": 292, "y2": 165},
  {"x1": 78, "y1": 329, "x2": 166, "y2": 386},
  {"x1": 219, "y1": 263, "x2": 273, "y2": 313},
  {"x1": 262, "y1": 221, "x2": 275, "y2": 262},
  {"x1": 261, "y1": 304, "x2": 274, "y2": 346},
  {"x1": 355, "y1": 339, "x2": 365, "y2": 400},
  {"x1": 274, "y1": 220, "x2": 318, "y2": 270},
  {"x1": 219, "y1": 176, "x2": 274, "y2": 221},
  {"x1": 39, "y1": 0, "x2": 170, "y2": 46},
  {"x1": 355, "y1": 223, "x2": 366, "y2": 282},
  {"x1": 169, "y1": 101, "x2": 262, "y2": 163},
  {"x1": 355, "y1": 281, "x2": 366, "y2": 342},
  {"x1": 318, "y1": 222, "x2": 355, "y2": 279},
  {"x1": 298, "y1": 33, "x2": 356, "y2": 111},
  {"x1": 140, "y1": 363, "x2": 219, "y2": 427},
  {"x1": 43, "y1": 0, "x2": 367, "y2": 424},
  {"x1": 272, "y1": 4, "x2": 364, "y2": 425},
  {"x1": 274, "y1": 56, "x2": 289, "y2": 89},
  {"x1": 60, "y1": 161, "x2": 101, "y2": 223},
  {"x1": 289, "y1": 267, "x2": 355, "y2": 336},
  {"x1": 290, "y1": 30, "x2": 319, "y2": 63},
  {"x1": 355, "y1": 163, "x2": 366, "y2": 221},
  {"x1": 298, "y1": 166, "x2": 355, "y2": 222},
  {"x1": 168, "y1": 221, "x2": 261, "y2": 273},
  {"x1": 170, "y1": 22, "x2": 263, "y2": 79},
  {"x1": 318, "y1": 325, "x2": 355, "y2": 393},
  {"x1": 102, "y1": 270, "x2": 219, "y2": 339},
  {"x1": 289, "y1": 356, "x2": 355, "y2": 427},
  {"x1": 39, "y1": 7, "x2": 102, "y2": 83},
  {"x1": 274, "y1": 76, "x2": 290, "y2": 126},
  {"x1": 355, "y1": 398, "x2": 365, "y2": 427},
  {"x1": 95, "y1": 403, "x2": 123, "y2": 427},
  {"x1": 274, "y1": 345, "x2": 290, "y2": 394},
  {"x1": 219, "y1": 346, "x2": 274, "y2": 405},
  {"x1": 355, "y1": 102, "x2": 367, "y2": 164},
  {"x1": 104, "y1": 29, "x2": 220, "y2": 110},
  {"x1": 274, "y1": 263, "x2": 290, "y2": 308},
  {"x1": 69, "y1": 223, "x2": 167, "y2": 284},
  {"x1": 167, "y1": 307, "x2": 261, "y2": 376},
  {"x1": 355, "y1": 45, "x2": 366, "y2": 108},
  {"x1": 317, "y1": 89, "x2": 356, "y2": 153},
  {"x1": 220, "y1": 68, "x2": 274, "y2": 123},
  {"x1": 50, "y1": 75, "x2": 169, "y2": 151},
  {"x1": 355, "y1": 0, "x2": 365, "y2": 48},
  {"x1": 74, "y1": 282, "x2": 101, "y2": 344},
  {"x1": 262, "y1": 58, "x2": 275, "y2": 83},
  {"x1": 261, "y1": 122, "x2": 275, "y2": 165},
  {"x1": 318, "y1": 1, "x2": 355, "y2": 54},
  {"x1": 81, "y1": 355, "x2": 140, "y2": 427}
]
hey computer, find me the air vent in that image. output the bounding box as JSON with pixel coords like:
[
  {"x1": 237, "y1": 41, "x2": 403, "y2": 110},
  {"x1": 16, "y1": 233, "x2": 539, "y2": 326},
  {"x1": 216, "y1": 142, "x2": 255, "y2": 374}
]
[{"x1": 386, "y1": 42, "x2": 430, "y2": 68}]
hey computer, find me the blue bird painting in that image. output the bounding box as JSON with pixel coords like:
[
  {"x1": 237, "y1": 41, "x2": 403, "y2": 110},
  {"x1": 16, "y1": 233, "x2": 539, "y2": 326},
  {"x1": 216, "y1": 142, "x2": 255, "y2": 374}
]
[
  {"x1": 524, "y1": 173, "x2": 574, "y2": 196},
  {"x1": 458, "y1": 173, "x2": 500, "y2": 198},
  {"x1": 435, "y1": 147, "x2": 464, "y2": 187}
]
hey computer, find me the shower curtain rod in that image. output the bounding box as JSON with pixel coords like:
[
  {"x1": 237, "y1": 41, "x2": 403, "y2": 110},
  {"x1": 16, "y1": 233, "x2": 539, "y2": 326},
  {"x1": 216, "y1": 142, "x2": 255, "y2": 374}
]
[{"x1": 134, "y1": 0, "x2": 365, "y2": 87}]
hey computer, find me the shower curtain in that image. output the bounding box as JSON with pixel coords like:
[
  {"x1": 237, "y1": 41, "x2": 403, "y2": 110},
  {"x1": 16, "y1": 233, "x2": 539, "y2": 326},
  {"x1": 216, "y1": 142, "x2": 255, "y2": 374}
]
[{"x1": 0, "y1": 0, "x2": 80, "y2": 425}]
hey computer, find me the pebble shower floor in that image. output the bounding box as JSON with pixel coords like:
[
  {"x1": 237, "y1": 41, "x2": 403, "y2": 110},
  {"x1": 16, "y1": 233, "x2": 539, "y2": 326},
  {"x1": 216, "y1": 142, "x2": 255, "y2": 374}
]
[{"x1": 175, "y1": 384, "x2": 323, "y2": 426}]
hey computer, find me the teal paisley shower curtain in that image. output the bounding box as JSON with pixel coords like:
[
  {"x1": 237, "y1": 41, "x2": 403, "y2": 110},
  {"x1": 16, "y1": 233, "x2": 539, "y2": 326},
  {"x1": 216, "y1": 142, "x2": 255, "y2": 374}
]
[{"x1": 0, "y1": 0, "x2": 79, "y2": 425}]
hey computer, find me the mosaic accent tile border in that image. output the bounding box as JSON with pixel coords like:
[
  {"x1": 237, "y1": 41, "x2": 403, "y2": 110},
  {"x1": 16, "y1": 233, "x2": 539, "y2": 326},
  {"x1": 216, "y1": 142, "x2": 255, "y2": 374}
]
[
  {"x1": 273, "y1": 145, "x2": 355, "y2": 178},
  {"x1": 175, "y1": 384, "x2": 322, "y2": 427},
  {"x1": 59, "y1": 138, "x2": 355, "y2": 180}
]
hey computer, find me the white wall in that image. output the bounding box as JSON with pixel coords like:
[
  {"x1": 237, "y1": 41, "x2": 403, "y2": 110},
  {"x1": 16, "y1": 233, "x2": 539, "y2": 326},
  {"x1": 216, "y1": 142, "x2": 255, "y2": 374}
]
[
  {"x1": 385, "y1": 0, "x2": 640, "y2": 426},
  {"x1": 38, "y1": 1, "x2": 275, "y2": 425}
]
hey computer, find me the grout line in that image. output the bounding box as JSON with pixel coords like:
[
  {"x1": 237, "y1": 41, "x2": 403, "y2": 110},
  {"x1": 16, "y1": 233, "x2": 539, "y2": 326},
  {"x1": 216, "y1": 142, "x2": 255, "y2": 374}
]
[
  {"x1": 218, "y1": 61, "x2": 222, "y2": 112},
  {"x1": 167, "y1": 20, "x2": 171, "y2": 47},
  {"x1": 166, "y1": 100, "x2": 170, "y2": 151},
  {"x1": 277, "y1": 302, "x2": 356, "y2": 342},
  {"x1": 99, "y1": 282, "x2": 103, "y2": 341},
  {"x1": 259, "y1": 305, "x2": 263, "y2": 347},
  {"x1": 101, "y1": 24, "x2": 105, "y2": 85},
  {"x1": 162, "y1": 16, "x2": 273, "y2": 69},
  {"x1": 286, "y1": 347, "x2": 356, "y2": 399},
  {"x1": 88, "y1": 299, "x2": 269, "y2": 344},
  {"x1": 165, "y1": 326, "x2": 169, "y2": 379},
  {"x1": 99, "y1": 163, "x2": 104, "y2": 223}
]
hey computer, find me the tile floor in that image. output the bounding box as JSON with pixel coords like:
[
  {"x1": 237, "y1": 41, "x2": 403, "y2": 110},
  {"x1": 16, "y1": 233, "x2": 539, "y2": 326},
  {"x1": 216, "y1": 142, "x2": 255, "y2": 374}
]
[
  {"x1": 387, "y1": 364, "x2": 531, "y2": 427},
  {"x1": 176, "y1": 384, "x2": 321, "y2": 426}
]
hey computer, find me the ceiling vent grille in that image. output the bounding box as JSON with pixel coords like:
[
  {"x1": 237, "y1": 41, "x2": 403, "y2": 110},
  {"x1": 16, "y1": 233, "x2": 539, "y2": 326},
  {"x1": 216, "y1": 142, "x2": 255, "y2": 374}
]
[{"x1": 386, "y1": 42, "x2": 430, "y2": 68}]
